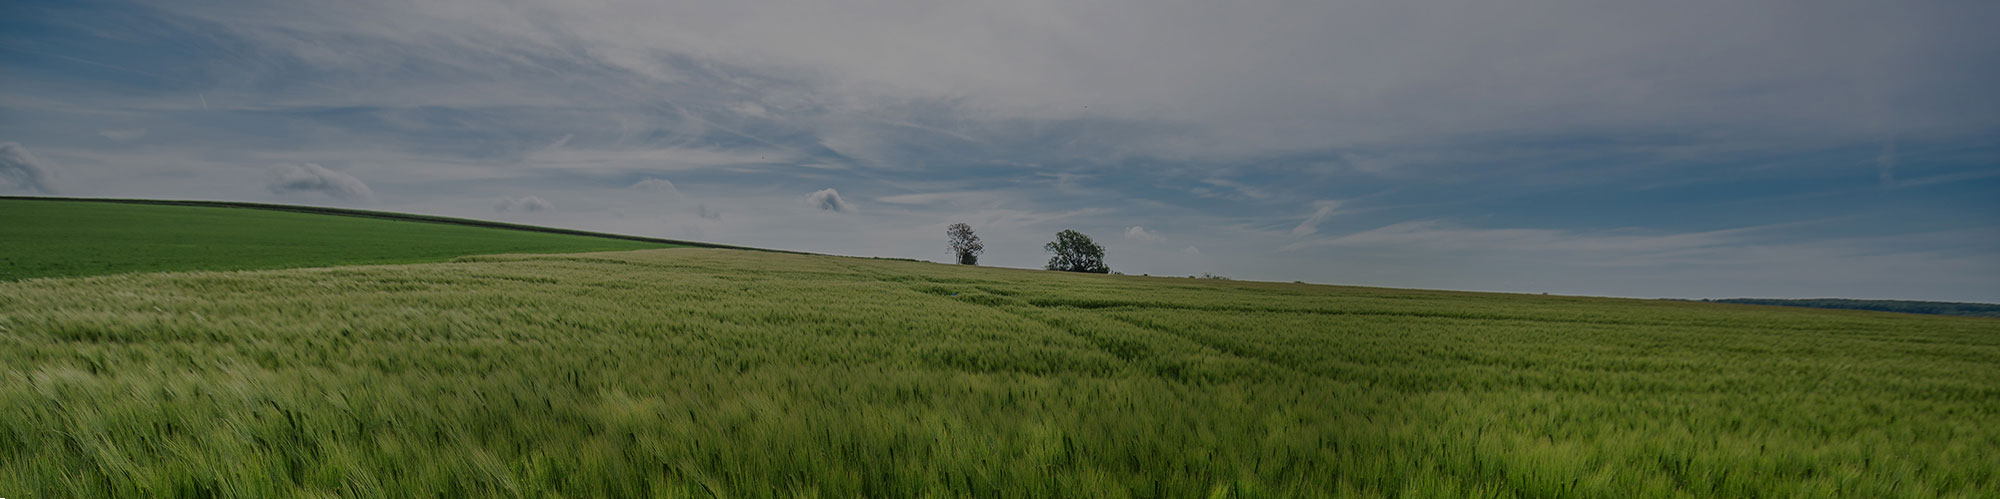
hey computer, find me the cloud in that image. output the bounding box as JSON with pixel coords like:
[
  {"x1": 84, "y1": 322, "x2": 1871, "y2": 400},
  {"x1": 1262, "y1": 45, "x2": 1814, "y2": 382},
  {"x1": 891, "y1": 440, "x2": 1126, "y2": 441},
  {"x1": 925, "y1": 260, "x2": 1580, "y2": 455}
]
[
  {"x1": 1281, "y1": 219, "x2": 1752, "y2": 258},
  {"x1": 807, "y1": 188, "x2": 851, "y2": 213},
  {"x1": 631, "y1": 178, "x2": 679, "y2": 196},
  {"x1": 695, "y1": 203, "x2": 722, "y2": 220},
  {"x1": 1125, "y1": 226, "x2": 1164, "y2": 243},
  {"x1": 495, "y1": 195, "x2": 553, "y2": 213},
  {"x1": 1199, "y1": 178, "x2": 1270, "y2": 200},
  {"x1": 528, "y1": 147, "x2": 791, "y2": 173},
  {"x1": 876, "y1": 193, "x2": 956, "y2": 205},
  {"x1": 872, "y1": 190, "x2": 1021, "y2": 211},
  {"x1": 1182, "y1": 246, "x2": 1202, "y2": 255},
  {"x1": 0, "y1": 142, "x2": 58, "y2": 194},
  {"x1": 268, "y1": 163, "x2": 372, "y2": 199},
  {"x1": 4, "y1": 0, "x2": 1996, "y2": 303},
  {"x1": 99, "y1": 129, "x2": 148, "y2": 141},
  {"x1": 42, "y1": 0, "x2": 1994, "y2": 176},
  {"x1": 1877, "y1": 142, "x2": 1896, "y2": 189},
  {"x1": 1291, "y1": 200, "x2": 1343, "y2": 236},
  {"x1": 153, "y1": 0, "x2": 1985, "y2": 157}
]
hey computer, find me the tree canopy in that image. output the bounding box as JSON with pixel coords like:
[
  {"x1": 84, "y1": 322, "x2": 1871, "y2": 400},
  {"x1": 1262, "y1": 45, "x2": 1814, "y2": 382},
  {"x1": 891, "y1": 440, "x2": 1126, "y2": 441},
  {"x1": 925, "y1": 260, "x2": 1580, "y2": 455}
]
[
  {"x1": 946, "y1": 223, "x2": 983, "y2": 265},
  {"x1": 1044, "y1": 229, "x2": 1108, "y2": 273}
]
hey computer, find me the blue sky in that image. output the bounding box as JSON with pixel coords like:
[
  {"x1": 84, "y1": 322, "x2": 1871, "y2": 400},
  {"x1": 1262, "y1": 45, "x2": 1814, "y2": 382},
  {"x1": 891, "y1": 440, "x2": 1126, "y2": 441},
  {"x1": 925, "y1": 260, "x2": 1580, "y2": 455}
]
[{"x1": 3, "y1": 0, "x2": 1997, "y2": 302}]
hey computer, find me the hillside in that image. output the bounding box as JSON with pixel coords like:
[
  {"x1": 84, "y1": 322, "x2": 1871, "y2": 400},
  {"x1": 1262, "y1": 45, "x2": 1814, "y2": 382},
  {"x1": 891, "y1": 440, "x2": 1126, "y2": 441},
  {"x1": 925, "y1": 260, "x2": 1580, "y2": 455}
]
[
  {"x1": 3, "y1": 248, "x2": 1996, "y2": 498},
  {"x1": 0, "y1": 197, "x2": 705, "y2": 281}
]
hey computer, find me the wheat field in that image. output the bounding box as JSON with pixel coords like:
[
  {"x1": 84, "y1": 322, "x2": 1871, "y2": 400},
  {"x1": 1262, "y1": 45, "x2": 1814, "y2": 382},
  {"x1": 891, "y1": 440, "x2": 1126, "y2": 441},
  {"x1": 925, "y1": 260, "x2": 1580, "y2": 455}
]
[{"x1": 3, "y1": 248, "x2": 1996, "y2": 498}]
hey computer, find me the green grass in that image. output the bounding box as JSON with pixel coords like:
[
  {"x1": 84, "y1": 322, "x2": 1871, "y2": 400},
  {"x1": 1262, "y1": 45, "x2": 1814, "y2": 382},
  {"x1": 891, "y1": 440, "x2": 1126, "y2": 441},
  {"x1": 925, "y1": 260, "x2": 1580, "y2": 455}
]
[
  {"x1": 2, "y1": 248, "x2": 1995, "y2": 498},
  {"x1": 0, "y1": 198, "x2": 679, "y2": 281}
]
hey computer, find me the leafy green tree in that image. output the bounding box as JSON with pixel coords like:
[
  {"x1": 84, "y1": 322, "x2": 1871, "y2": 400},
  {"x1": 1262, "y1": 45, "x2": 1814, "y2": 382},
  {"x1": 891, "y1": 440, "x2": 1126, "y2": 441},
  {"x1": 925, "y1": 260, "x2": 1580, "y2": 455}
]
[
  {"x1": 946, "y1": 223, "x2": 984, "y2": 265},
  {"x1": 1044, "y1": 229, "x2": 1108, "y2": 273}
]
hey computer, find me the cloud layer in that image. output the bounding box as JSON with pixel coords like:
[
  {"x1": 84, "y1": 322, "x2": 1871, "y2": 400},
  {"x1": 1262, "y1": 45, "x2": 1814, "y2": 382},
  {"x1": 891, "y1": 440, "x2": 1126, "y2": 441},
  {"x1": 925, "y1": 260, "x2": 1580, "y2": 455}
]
[
  {"x1": 495, "y1": 195, "x2": 553, "y2": 213},
  {"x1": 0, "y1": 143, "x2": 57, "y2": 194},
  {"x1": 268, "y1": 163, "x2": 372, "y2": 200},
  {"x1": 1, "y1": 0, "x2": 1994, "y2": 302}
]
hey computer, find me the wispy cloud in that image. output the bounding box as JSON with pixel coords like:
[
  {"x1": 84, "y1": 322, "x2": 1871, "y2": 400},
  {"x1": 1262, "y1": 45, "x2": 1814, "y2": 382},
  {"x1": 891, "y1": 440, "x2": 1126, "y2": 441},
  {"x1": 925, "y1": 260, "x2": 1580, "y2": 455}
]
[
  {"x1": 873, "y1": 189, "x2": 1015, "y2": 209},
  {"x1": 1283, "y1": 220, "x2": 1746, "y2": 257},
  {"x1": 268, "y1": 163, "x2": 372, "y2": 200},
  {"x1": 1291, "y1": 200, "x2": 1343, "y2": 236},
  {"x1": 495, "y1": 195, "x2": 552, "y2": 213},
  {"x1": 1199, "y1": 178, "x2": 1270, "y2": 200},
  {"x1": 98, "y1": 129, "x2": 148, "y2": 141},
  {"x1": 876, "y1": 192, "x2": 965, "y2": 205},
  {"x1": 1125, "y1": 226, "x2": 1164, "y2": 243},
  {"x1": 631, "y1": 178, "x2": 679, "y2": 196},
  {"x1": 0, "y1": 142, "x2": 58, "y2": 194},
  {"x1": 1877, "y1": 142, "x2": 1897, "y2": 189},
  {"x1": 527, "y1": 147, "x2": 792, "y2": 173}
]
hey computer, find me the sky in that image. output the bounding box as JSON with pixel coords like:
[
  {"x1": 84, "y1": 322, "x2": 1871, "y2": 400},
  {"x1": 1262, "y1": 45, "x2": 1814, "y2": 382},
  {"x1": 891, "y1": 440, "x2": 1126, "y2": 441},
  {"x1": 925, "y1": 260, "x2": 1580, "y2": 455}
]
[{"x1": 2, "y1": 0, "x2": 1997, "y2": 302}]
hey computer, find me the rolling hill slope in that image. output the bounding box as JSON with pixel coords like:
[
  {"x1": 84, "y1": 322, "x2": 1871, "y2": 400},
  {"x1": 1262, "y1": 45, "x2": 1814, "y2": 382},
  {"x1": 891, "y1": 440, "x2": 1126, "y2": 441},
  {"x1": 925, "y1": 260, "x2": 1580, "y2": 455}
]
[
  {"x1": 3, "y1": 245, "x2": 1996, "y2": 497},
  {"x1": 0, "y1": 197, "x2": 717, "y2": 281}
]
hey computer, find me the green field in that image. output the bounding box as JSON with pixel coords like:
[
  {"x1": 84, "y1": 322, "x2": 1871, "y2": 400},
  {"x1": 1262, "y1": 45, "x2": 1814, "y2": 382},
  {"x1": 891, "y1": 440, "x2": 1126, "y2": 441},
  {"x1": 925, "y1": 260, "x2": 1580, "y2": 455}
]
[
  {"x1": 4, "y1": 237, "x2": 1998, "y2": 497},
  {"x1": 0, "y1": 198, "x2": 680, "y2": 281}
]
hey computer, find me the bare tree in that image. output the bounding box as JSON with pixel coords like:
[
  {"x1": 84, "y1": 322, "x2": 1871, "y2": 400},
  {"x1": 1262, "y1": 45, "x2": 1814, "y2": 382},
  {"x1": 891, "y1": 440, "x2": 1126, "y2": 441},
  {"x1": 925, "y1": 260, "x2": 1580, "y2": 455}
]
[
  {"x1": 1044, "y1": 229, "x2": 1108, "y2": 273},
  {"x1": 946, "y1": 223, "x2": 984, "y2": 265}
]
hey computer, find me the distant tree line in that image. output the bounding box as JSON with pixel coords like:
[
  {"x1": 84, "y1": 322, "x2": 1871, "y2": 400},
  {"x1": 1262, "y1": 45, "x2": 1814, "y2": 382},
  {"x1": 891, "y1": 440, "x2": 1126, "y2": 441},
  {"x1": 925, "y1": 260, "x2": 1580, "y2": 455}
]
[
  {"x1": 1704, "y1": 298, "x2": 2000, "y2": 318},
  {"x1": 945, "y1": 224, "x2": 1110, "y2": 274}
]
